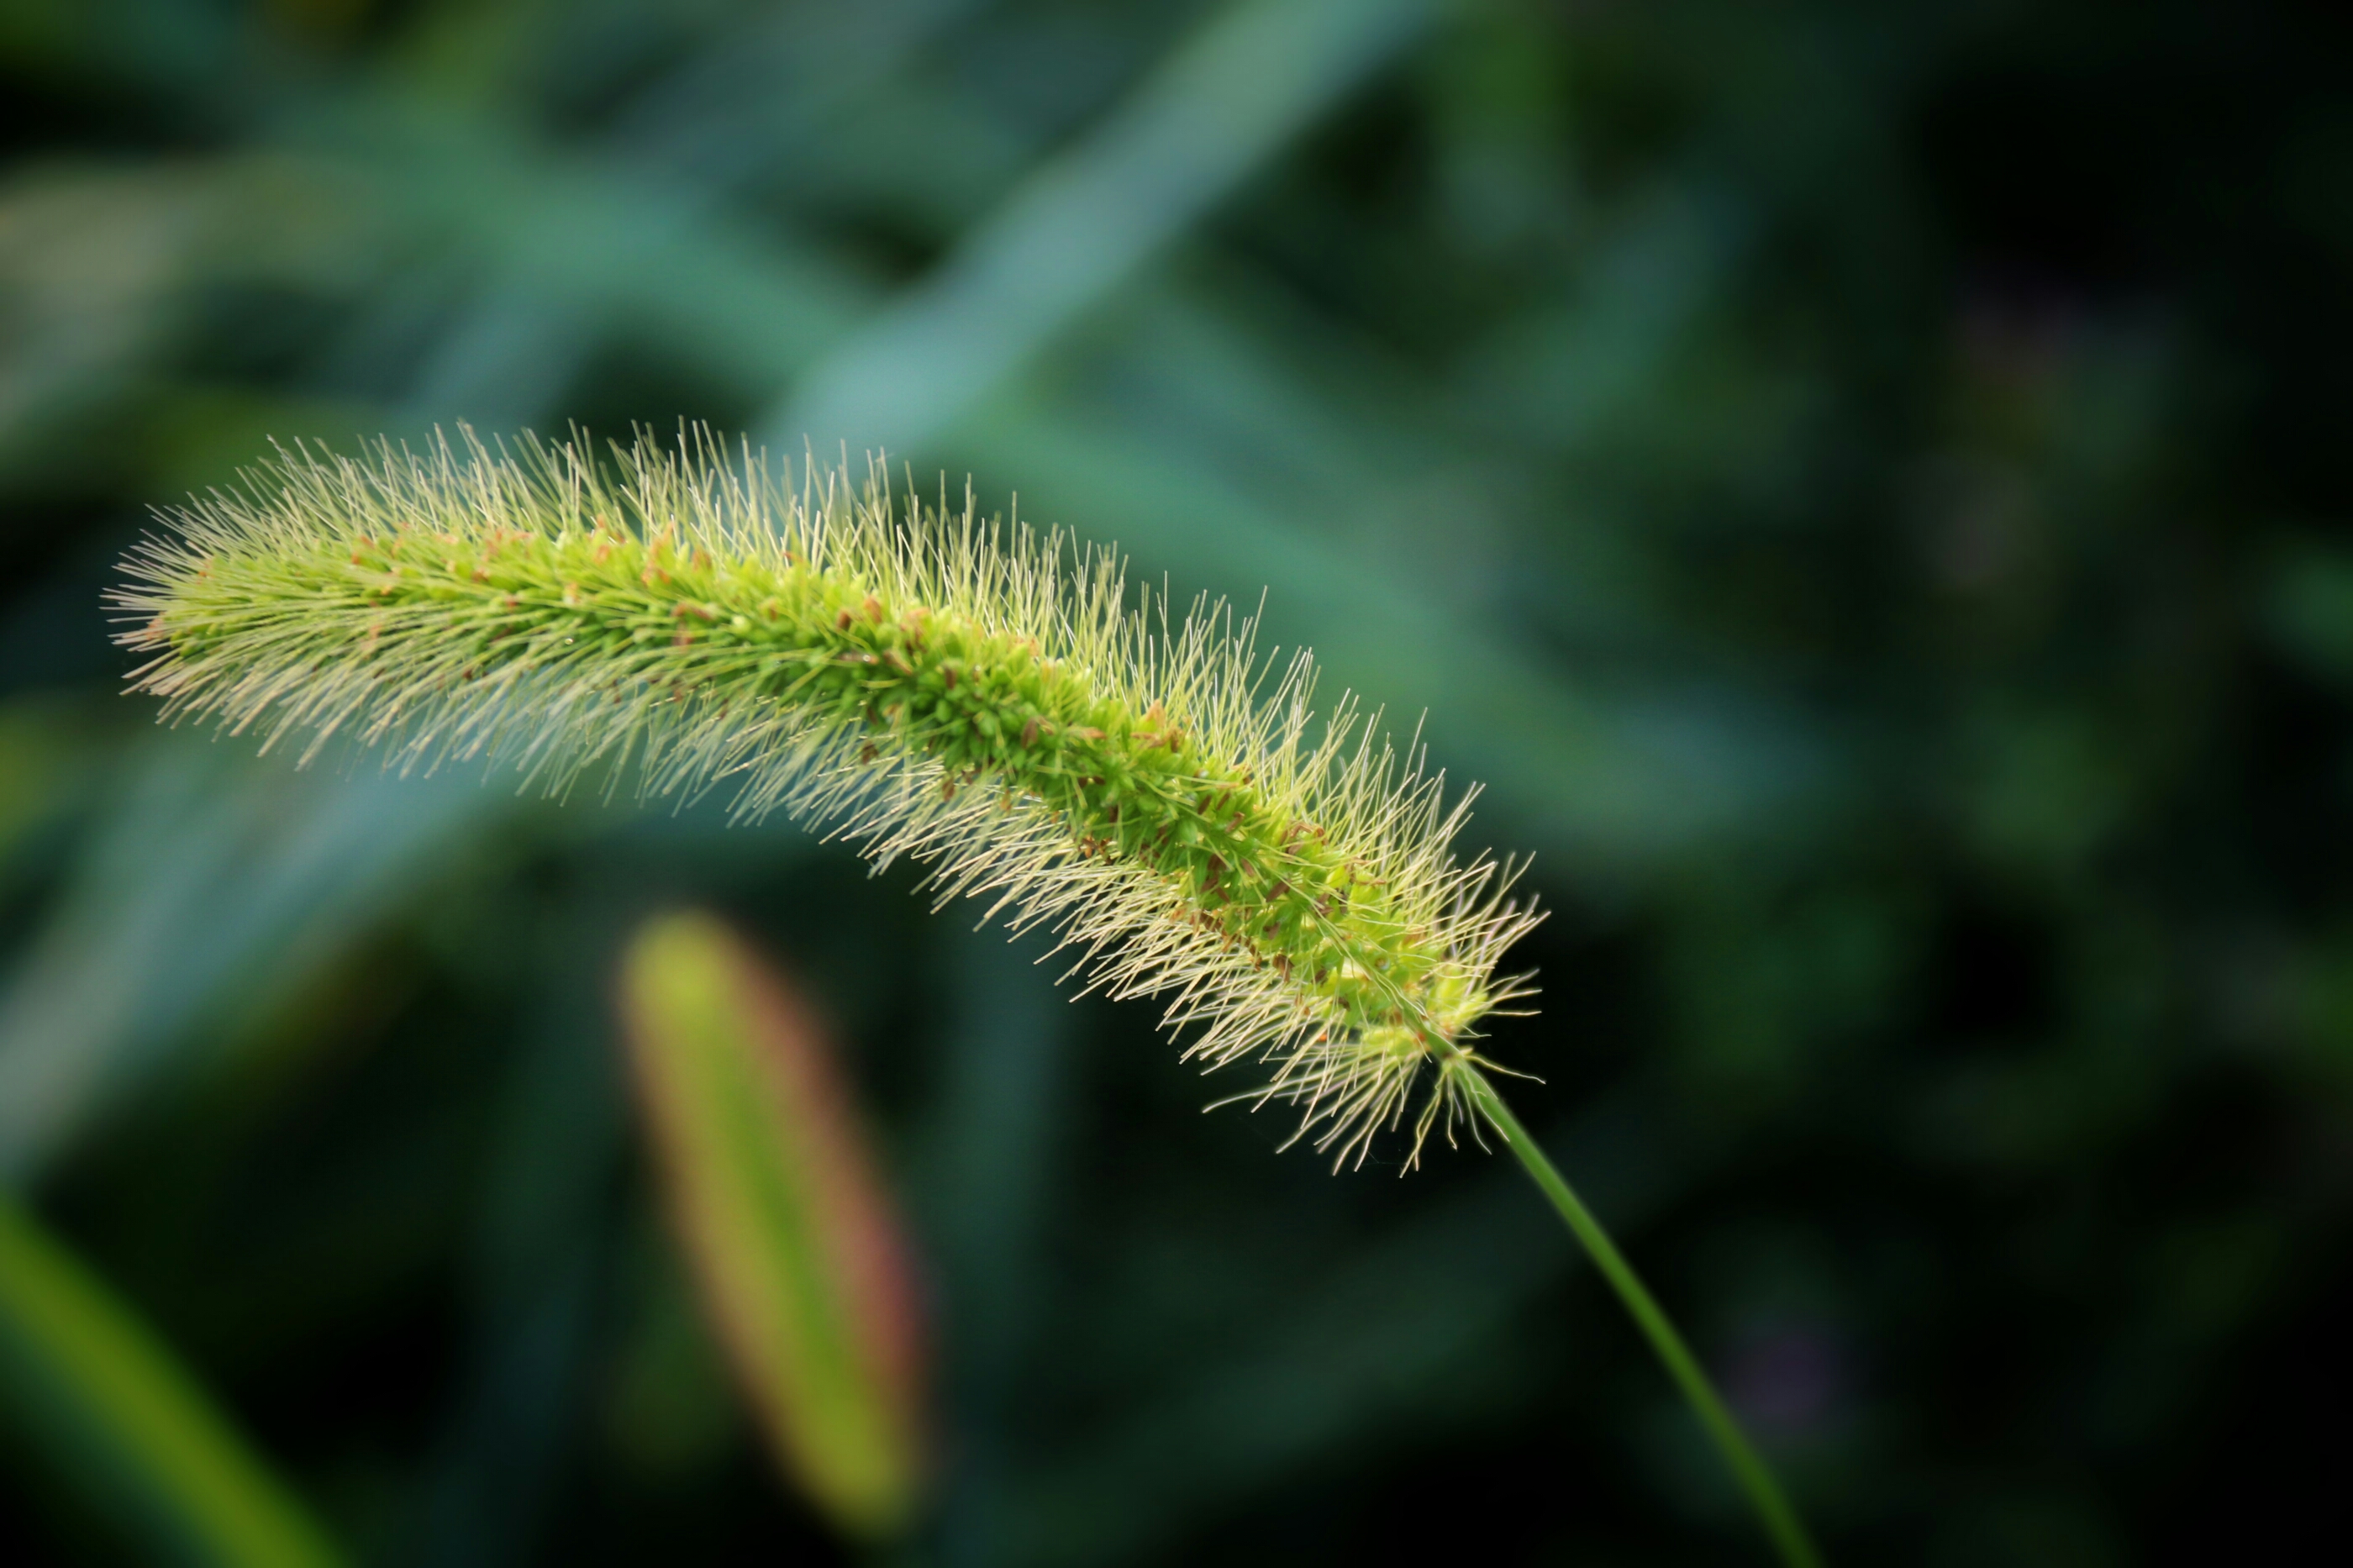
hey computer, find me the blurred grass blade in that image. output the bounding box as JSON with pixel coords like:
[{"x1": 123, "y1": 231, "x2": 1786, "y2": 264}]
[
  {"x1": 619, "y1": 911, "x2": 926, "y2": 1540},
  {"x1": 774, "y1": 0, "x2": 1431, "y2": 454},
  {"x1": 0, "y1": 733, "x2": 502, "y2": 1180},
  {"x1": 0, "y1": 1191, "x2": 346, "y2": 1568}
]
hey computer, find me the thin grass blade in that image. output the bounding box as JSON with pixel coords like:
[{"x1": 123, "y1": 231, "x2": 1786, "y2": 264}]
[{"x1": 0, "y1": 1191, "x2": 347, "y2": 1568}]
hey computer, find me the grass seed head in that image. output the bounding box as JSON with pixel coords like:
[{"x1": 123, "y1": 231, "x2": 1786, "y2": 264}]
[{"x1": 111, "y1": 427, "x2": 1543, "y2": 1168}]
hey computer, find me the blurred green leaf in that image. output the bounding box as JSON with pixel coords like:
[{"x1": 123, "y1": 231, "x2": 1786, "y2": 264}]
[
  {"x1": 0, "y1": 697, "x2": 87, "y2": 871},
  {"x1": 2264, "y1": 543, "x2": 2353, "y2": 687},
  {"x1": 0, "y1": 1189, "x2": 346, "y2": 1568},
  {"x1": 776, "y1": 0, "x2": 1432, "y2": 454},
  {"x1": 619, "y1": 909, "x2": 927, "y2": 1541},
  {"x1": 0, "y1": 734, "x2": 507, "y2": 1179}
]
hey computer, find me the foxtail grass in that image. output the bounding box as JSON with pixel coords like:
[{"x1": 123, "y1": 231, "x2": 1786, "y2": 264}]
[{"x1": 111, "y1": 429, "x2": 1820, "y2": 1565}]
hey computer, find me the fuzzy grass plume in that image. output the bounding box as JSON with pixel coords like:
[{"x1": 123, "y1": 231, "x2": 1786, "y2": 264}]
[
  {"x1": 110, "y1": 429, "x2": 1824, "y2": 1566},
  {"x1": 111, "y1": 429, "x2": 1540, "y2": 1168}
]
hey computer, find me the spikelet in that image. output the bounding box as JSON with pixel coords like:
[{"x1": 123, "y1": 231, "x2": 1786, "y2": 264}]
[{"x1": 109, "y1": 429, "x2": 1542, "y2": 1167}]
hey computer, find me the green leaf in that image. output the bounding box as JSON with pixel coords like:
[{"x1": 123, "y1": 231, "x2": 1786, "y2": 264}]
[
  {"x1": 619, "y1": 910, "x2": 927, "y2": 1540},
  {"x1": 0, "y1": 734, "x2": 503, "y2": 1180},
  {"x1": 0, "y1": 1190, "x2": 348, "y2": 1568}
]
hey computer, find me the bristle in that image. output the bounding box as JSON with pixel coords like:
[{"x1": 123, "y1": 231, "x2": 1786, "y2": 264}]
[{"x1": 108, "y1": 427, "x2": 1542, "y2": 1167}]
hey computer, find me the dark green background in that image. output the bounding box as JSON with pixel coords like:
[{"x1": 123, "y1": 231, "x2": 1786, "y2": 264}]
[{"x1": 3, "y1": 0, "x2": 2350, "y2": 1562}]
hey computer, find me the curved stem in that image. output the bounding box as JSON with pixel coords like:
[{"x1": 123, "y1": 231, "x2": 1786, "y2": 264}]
[{"x1": 1463, "y1": 1070, "x2": 1823, "y2": 1568}]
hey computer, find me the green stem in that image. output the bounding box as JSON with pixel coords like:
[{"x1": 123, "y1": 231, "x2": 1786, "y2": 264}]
[{"x1": 1463, "y1": 1070, "x2": 1823, "y2": 1568}]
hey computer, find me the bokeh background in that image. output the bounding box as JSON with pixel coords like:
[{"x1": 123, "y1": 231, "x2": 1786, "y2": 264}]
[{"x1": 3, "y1": 0, "x2": 2350, "y2": 1563}]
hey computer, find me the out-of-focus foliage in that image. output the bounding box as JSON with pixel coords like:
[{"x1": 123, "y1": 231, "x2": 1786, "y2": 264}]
[
  {"x1": 620, "y1": 911, "x2": 926, "y2": 1542},
  {"x1": 1, "y1": 0, "x2": 2349, "y2": 1563},
  {"x1": 0, "y1": 1192, "x2": 347, "y2": 1568}
]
